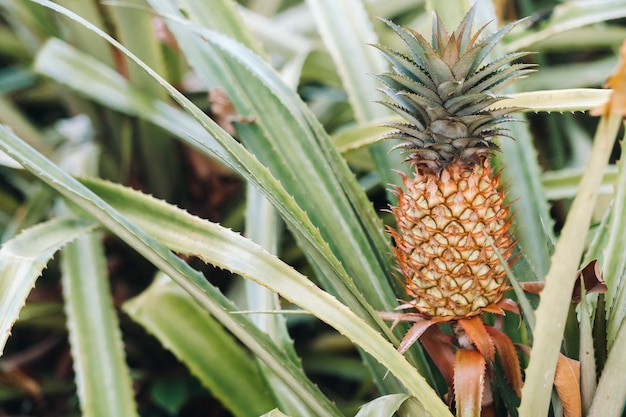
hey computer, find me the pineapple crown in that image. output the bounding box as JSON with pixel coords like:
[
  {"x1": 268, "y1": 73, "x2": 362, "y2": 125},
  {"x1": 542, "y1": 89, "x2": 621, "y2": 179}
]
[{"x1": 373, "y1": 6, "x2": 535, "y2": 171}]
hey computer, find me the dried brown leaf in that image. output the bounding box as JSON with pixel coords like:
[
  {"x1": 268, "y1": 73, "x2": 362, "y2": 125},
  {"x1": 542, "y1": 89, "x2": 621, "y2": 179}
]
[
  {"x1": 519, "y1": 281, "x2": 544, "y2": 295},
  {"x1": 555, "y1": 354, "x2": 582, "y2": 417},
  {"x1": 4, "y1": 367, "x2": 42, "y2": 398},
  {"x1": 208, "y1": 88, "x2": 254, "y2": 136},
  {"x1": 519, "y1": 259, "x2": 606, "y2": 305},
  {"x1": 497, "y1": 298, "x2": 521, "y2": 316},
  {"x1": 515, "y1": 345, "x2": 581, "y2": 415},
  {"x1": 572, "y1": 259, "x2": 607, "y2": 304}
]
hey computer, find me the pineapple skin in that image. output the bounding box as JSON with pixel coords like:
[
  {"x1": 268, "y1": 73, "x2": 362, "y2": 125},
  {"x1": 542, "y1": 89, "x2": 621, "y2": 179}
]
[{"x1": 388, "y1": 159, "x2": 514, "y2": 318}]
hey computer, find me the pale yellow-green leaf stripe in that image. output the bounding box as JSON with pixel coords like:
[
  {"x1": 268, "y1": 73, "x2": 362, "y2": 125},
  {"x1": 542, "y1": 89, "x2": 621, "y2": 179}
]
[
  {"x1": 124, "y1": 274, "x2": 276, "y2": 417},
  {"x1": 519, "y1": 115, "x2": 621, "y2": 417},
  {"x1": 260, "y1": 409, "x2": 291, "y2": 417},
  {"x1": 0, "y1": 121, "x2": 451, "y2": 416},
  {"x1": 588, "y1": 321, "x2": 626, "y2": 417},
  {"x1": 0, "y1": 124, "x2": 340, "y2": 417},
  {"x1": 332, "y1": 89, "x2": 611, "y2": 154},
  {"x1": 61, "y1": 233, "x2": 138, "y2": 417},
  {"x1": 0, "y1": 218, "x2": 97, "y2": 354},
  {"x1": 603, "y1": 135, "x2": 626, "y2": 348},
  {"x1": 77, "y1": 177, "x2": 452, "y2": 416}
]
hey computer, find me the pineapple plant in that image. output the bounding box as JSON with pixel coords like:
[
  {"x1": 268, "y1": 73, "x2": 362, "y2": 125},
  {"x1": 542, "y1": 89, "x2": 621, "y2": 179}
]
[
  {"x1": 376, "y1": 8, "x2": 534, "y2": 324},
  {"x1": 375, "y1": 7, "x2": 534, "y2": 414}
]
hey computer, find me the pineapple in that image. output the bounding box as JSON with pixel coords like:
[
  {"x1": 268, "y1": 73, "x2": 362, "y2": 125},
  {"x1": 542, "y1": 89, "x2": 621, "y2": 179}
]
[{"x1": 376, "y1": 8, "x2": 534, "y2": 319}]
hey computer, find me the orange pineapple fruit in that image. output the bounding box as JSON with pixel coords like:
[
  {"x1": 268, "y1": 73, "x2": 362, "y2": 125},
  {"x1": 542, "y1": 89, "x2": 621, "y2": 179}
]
[{"x1": 376, "y1": 8, "x2": 534, "y2": 319}]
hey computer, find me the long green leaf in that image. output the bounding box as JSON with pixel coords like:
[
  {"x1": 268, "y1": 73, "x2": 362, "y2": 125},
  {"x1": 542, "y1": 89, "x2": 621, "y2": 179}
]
[
  {"x1": 306, "y1": 0, "x2": 409, "y2": 190},
  {"x1": 0, "y1": 125, "x2": 342, "y2": 417},
  {"x1": 579, "y1": 296, "x2": 597, "y2": 415},
  {"x1": 124, "y1": 273, "x2": 276, "y2": 417},
  {"x1": 79, "y1": 176, "x2": 453, "y2": 415},
  {"x1": 587, "y1": 318, "x2": 626, "y2": 417},
  {"x1": 302, "y1": 0, "x2": 433, "y2": 382},
  {"x1": 32, "y1": 38, "x2": 228, "y2": 160},
  {"x1": 151, "y1": 0, "x2": 404, "y2": 309},
  {"x1": 506, "y1": 0, "x2": 626, "y2": 52},
  {"x1": 57, "y1": 141, "x2": 138, "y2": 417},
  {"x1": 0, "y1": 217, "x2": 97, "y2": 354},
  {"x1": 32, "y1": 2, "x2": 389, "y2": 339},
  {"x1": 495, "y1": 89, "x2": 612, "y2": 113},
  {"x1": 61, "y1": 233, "x2": 138, "y2": 417},
  {"x1": 244, "y1": 185, "x2": 312, "y2": 416},
  {"x1": 76, "y1": 177, "x2": 453, "y2": 415},
  {"x1": 518, "y1": 114, "x2": 621, "y2": 417},
  {"x1": 542, "y1": 166, "x2": 617, "y2": 201},
  {"x1": 31, "y1": 5, "x2": 417, "y2": 392},
  {"x1": 174, "y1": 0, "x2": 264, "y2": 56},
  {"x1": 33, "y1": 36, "x2": 370, "y2": 325},
  {"x1": 53, "y1": 0, "x2": 116, "y2": 67},
  {"x1": 0, "y1": 125, "x2": 452, "y2": 416},
  {"x1": 602, "y1": 129, "x2": 626, "y2": 347},
  {"x1": 107, "y1": 0, "x2": 179, "y2": 199},
  {"x1": 147, "y1": 0, "x2": 398, "y2": 319},
  {"x1": 332, "y1": 89, "x2": 612, "y2": 154}
]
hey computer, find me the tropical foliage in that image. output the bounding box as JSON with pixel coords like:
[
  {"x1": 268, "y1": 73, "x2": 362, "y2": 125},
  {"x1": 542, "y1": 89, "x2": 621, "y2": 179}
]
[{"x1": 0, "y1": 0, "x2": 625, "y2": 416}]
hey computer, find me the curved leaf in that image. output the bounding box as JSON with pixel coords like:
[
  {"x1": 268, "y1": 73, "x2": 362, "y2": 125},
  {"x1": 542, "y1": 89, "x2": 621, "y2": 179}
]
[
  {"x1": 506, "y1": 1, "x2": 626, "y2": 52},
  {"x1": 0, "y1": 217, "x2": 97, "y2": 354},
  {"x1": 0, "y1": 125, "x2": 452, "y2": 416},
  {"x1": 519, "y1": 114, "x2": 621, "y2": 417},
  {"x1": 330, "y1": 89, "x2": 612, "y2": 154},
  {"x1": 355, "y1": 393, "x2": 412, "y2": 417},
  {"x1": 588, "y1": 319, "x2": 626, "y2": 417},
  {"x1": 306, "y1": 0, "x2": 409, "y2": 189},
  {"x1": 0, "y1": 125, "x2": 342, "y2": 417},
  {"x1": 554, "y1": 354, "x2": 582, "y2": 417},
  {"x1": 485, "y1": 326, "x2": 522, "y2": 398},
  {"x1": 458, "y1": 317, "x2": 495, "y2": 362},
  {"x1": 61, "y1": 233, "x2": 138, "y2": 417},
  {"x1": 124, "y1": 273, "x2": 276, "y2": 417},
  {"x1": 77, "y1": 176, "x2": 453, "y2": 415}
]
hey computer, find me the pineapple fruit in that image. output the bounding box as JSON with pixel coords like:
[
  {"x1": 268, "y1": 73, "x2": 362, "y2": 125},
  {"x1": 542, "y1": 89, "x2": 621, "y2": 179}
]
[{"x1": 376, "y1": 8, "x2": 534, "y2": 319}]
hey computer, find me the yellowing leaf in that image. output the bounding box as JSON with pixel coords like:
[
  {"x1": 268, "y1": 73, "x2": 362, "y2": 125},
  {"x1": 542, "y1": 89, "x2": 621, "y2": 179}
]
[{"x1": 555, "y1": 354, "x2": 582, "y2": 417}]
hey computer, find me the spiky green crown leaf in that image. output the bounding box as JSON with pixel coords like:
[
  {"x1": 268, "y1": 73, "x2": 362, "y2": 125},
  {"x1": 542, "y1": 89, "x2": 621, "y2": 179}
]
[{"x1": 374, "y1": 6, "x2": 535, "y2": 171}]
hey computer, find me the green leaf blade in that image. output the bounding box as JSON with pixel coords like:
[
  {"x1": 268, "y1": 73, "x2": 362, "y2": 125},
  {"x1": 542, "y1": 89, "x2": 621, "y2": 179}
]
[
  {"x1": 0, "y1": 217, "x2": 97, "y2": 354},
  {"x1": 61, "y1": 233, "x2": 138, "y2": 417},
  {"x1": 124, "y1": 273, "x2": 276, "y2": 417}
]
